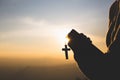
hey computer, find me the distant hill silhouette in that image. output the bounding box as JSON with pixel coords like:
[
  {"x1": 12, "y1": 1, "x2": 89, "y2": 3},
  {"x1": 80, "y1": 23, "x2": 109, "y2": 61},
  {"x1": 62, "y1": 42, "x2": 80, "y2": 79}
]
[{"x1": 0, "y1": 58, "x2": 88, "y2": 80}]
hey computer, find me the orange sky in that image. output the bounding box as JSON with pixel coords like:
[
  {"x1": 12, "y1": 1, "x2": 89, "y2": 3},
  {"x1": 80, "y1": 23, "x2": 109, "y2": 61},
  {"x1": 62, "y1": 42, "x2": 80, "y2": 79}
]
[{"x1": 0, "y1": 0, "x2": 114, "y2": 60}]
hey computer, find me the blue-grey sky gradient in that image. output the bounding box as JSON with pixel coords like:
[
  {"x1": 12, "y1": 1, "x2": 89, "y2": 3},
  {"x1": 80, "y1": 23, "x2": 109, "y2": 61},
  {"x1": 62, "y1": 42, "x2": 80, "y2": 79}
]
[{"x1": 0, "y1": 0, "x2": 115, "y2": 54}]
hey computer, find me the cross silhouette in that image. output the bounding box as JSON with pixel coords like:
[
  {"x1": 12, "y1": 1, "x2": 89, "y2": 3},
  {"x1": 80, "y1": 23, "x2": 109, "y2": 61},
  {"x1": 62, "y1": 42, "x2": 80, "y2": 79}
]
[{"x1": 62, "y1": 45, "x2": 70, "y2": 59}]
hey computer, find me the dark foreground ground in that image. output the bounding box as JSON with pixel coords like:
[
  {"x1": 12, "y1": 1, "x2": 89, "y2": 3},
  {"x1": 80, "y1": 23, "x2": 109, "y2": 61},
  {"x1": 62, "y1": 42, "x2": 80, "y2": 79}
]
[{"x1": 0, "y1": 58, "x2": 88, "y2": 80}]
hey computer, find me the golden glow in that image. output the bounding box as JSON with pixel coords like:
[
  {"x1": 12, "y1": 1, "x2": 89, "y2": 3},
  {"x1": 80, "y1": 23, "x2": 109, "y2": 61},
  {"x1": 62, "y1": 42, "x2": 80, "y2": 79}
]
[
  {"x1": 65, "y1": 37, "x2": 70, "y2": 44},
  {"x1": 54, "y1": 28, "x2": 71, "y2": 46}
]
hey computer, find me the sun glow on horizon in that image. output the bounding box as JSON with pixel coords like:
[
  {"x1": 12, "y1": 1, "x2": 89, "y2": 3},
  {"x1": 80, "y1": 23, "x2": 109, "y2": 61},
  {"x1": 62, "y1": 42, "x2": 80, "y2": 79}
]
[{"x1": 0, "y1": 0, "x2": 112, "y2": 60}]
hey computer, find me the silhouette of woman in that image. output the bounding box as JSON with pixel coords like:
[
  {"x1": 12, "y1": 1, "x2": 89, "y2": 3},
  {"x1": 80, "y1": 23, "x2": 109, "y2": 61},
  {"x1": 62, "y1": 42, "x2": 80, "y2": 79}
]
[{"x1": 68, "y1": 0, "x2": 120, "y2": 80}]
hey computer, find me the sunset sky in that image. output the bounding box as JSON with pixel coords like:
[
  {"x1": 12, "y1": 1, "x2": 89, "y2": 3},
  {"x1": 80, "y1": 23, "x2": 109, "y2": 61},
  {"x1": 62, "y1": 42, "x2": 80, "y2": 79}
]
[{"x1": 0, "y1": 0, "x2": 114, "y2": 60}]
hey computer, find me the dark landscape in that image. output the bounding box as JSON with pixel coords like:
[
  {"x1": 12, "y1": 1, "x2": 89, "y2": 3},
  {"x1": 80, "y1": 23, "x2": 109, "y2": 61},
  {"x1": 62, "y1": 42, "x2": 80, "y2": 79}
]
[{"x1": 0, "y1": 58, "x2": 88, "y2": 80}]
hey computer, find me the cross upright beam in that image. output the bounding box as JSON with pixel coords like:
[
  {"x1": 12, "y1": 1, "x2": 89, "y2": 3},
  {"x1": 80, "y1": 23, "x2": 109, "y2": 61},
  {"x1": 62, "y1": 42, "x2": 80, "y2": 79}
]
[{"x1": 62, "y1": 45, "x2": 70, "y2": 59}]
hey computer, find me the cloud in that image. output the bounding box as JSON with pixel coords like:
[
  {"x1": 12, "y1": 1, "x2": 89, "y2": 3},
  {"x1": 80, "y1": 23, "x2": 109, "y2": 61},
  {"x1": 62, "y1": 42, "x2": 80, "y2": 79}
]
[
  {"x1": 0, "y1": 16, "x2": 74, "y2": 41},
  {"x1": 0, "y1": 17, "x2": 46, "y2": 32}
]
